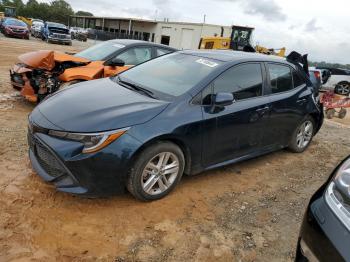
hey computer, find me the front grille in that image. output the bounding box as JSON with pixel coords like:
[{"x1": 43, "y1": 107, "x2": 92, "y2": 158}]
[
  {"x1": 13, "y1": 29, "x2": 24, "y2": 33},
  {"x1": 52, "y1": 33, "x2": 67, "y2": 39},
  {"x1": 28, "y1": 129, "x2": 67, "y2": 178}
]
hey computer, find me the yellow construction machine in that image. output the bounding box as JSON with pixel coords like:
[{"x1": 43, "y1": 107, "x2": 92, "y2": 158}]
[
  {"x1": 2, "y1": 6, "x2": 33, "y2": 26},
  {"x1": 199, "y1": 25, "x2": 286, "y2": 57}
]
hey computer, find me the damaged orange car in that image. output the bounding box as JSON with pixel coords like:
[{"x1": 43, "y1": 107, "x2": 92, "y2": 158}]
[{"x1": 10, "y1": 39, "x2": 177, "y2": 102}]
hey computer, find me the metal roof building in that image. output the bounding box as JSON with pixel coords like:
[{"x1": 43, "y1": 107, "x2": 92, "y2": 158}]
[{"x1": 69, "y1": 15, "x2": 233, "y2": 50}]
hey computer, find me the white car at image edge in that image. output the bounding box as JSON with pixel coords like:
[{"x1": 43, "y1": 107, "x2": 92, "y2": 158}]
[{"x1": 317, "y1": 67, "x2": 350, "y2": 95}]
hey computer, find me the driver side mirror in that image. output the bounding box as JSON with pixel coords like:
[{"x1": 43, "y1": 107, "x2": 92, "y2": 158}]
[
  {"x1": 214, "y1": 92, "x2": 235, "y2": 107},
  {"x1": 104, "y1": 58, "x2": 125, "y2": 67}
]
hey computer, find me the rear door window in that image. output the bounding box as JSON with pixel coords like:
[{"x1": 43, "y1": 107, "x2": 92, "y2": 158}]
[
  {"x1": 213, "y1": 63, "x2": 263, "y2": 101},
  {"x1": 292, "y1": 70, "x2": 306, "y2": 88},
  {"x1": 267, "y1": 64, "x2": 293, "y2": 94}
]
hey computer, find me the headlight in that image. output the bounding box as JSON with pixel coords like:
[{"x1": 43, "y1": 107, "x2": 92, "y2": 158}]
[
  {"x1": 48, "y1": 128, "x2": 129, "y2": 154},
  {"x1": 325, "y1": 157, "x2": 350, "y2": 231}
]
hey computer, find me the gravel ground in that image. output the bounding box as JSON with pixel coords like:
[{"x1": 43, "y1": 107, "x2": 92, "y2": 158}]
[{"x1": 0, "y1": 36, "x2": 350, "y2": 262}]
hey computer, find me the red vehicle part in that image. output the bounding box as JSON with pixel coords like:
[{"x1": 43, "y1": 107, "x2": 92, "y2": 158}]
[{"x1": 321, "y1": 91, "x2": 350, "y2": 119}]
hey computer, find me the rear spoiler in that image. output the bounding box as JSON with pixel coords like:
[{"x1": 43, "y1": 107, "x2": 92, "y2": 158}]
[{"x1": 287, "y1": 51, "x2": 309, "y2": 76}]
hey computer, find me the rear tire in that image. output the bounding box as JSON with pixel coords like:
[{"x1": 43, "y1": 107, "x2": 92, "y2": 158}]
[
  {"x1": 127, "y1": 142, "x2": 185, "y2": 201},
  {"x1": 338, "y1": 108, "x2": 347, "y2": 119},
  {"x1": 326, "y1": 109, "x2": 336, "y2": 119},
  {"x1": 288, "y1": 116, "x2": 315, "y2": 153},
  {"x1": 335, "y1": 82, "x2": 350, "y2": 96}
]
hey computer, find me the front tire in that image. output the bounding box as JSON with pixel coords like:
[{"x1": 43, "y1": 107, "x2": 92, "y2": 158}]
[
  {"x1": 127, "y1": 142, "x2": 185, "y2": 201},
  {"x1": 288, "y1": 116, "x2": 315, "y2": 153}
]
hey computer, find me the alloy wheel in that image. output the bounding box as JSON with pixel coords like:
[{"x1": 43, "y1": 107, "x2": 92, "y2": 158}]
[
  {"x1": 141, "y1": 152, "x2": 180, "y2": 195},
  {"x1": 336, "y1": 83, "x2": 350, "y2": 95},
  {"x1": 296, "y1": 120, "x2": 314, "y2": 149}
]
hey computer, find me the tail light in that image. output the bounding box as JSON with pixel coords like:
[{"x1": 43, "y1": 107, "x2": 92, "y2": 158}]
[{"x1": 313, "y1": 71, "x2": 321, "y2": 80}]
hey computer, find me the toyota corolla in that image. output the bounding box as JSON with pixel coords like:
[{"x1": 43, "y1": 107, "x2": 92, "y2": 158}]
[{"x1": 28, "y1": 50, "x2": 324, "y2": 201}]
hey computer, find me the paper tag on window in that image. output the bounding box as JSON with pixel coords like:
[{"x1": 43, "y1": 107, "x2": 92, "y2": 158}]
[{"x1": 196, "y1": 58, "x2": 218, "y2": 68}]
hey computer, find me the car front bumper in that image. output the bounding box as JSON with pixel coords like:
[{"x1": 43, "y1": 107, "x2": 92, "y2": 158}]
[
  {"x1": 6, "y1": 30, "x2": 29, "y2": 38},
  {"x1": 28, "y1": 129, "x2": 142, "y2": 197},
  {"x1": 296, "y1": 194, "x2": 350, "y2": 261},
  {"x1": 10, "y1": 68, "x2": 38, "y2": 102},
  {"x1": 47, "y1": 36, "x2": 71, "y2": 43}
]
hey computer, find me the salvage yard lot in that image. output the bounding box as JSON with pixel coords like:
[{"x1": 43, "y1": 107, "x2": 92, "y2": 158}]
[{"x1": 0, "y1": 36, "x2": 350, "y2": 261}]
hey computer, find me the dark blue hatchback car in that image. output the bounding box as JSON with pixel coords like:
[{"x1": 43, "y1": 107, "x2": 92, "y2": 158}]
[{"x1": 28, "y1": 50, "x2": 324, "y2": 200}]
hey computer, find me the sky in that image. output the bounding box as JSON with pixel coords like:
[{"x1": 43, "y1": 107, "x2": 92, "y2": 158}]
[{"x1": 40, "y1": 0, "x2": 350, "y2": 64}]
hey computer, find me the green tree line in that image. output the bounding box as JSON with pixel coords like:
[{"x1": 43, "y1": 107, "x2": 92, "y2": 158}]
[
  {"x1": 0, "y1": 0, "x2": 93, "y2": 25},
  {"x1": 309, "y1": 61, "x2": 350, "y2": 70}
]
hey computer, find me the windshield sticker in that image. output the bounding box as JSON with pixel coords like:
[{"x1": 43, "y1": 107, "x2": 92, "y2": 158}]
[
  {"x1": 196, "y1": 58, "x2": 218, "y2": 68},
  {"x1": 113, "y1": 44, "x2": 125, "y2": 48}
]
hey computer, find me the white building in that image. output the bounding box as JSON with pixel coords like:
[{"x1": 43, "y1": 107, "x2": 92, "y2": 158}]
[{"x1": 70, "y1": 16, "x2": 232, "y2": 50}]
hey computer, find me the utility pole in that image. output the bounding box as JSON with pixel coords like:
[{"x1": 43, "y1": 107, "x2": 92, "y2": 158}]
[
  {"x1": 203, "y1": 14, "x2": 206, "y2": 24},
  {"x1": 154, "y1": 10, "x2": 158, "y2": 21}
]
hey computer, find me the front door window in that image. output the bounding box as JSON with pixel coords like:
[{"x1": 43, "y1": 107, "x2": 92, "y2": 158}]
[{"x1": 116, "y1": 47, "x2": 152, "y2": 66}]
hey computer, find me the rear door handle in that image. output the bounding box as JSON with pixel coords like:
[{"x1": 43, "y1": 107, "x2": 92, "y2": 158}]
[{"x1": 297, "y1": 98, "x2": 307, "y2": 104}]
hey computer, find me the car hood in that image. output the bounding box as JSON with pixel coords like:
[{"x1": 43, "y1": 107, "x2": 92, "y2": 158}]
[
  {"x1": 48, "y1": 26, "x2": 69, "y2": 34},
  {"x1": 32, "y1": 78, "x2": 170, "y2": 132},
  {"x1": 18, "y1": 50, "x2": 90, "y2": 71}
]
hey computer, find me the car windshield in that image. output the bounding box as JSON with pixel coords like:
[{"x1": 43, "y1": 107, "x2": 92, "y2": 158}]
[
  {"x1": 47, "y1": 22, "x2": 66, "y2": 28},
  {"x1": 33, "y1": 22, "x2": 43, "y2": 27},
  {"x1": 75, "y1": 41, "x2": 125, "y2": 61},
  {"x1": 5, "y1": 19, "x2": 26, "y2": 27},
  {"x1": 118, "y1": 53, "x2": 222, "y2": 97}
]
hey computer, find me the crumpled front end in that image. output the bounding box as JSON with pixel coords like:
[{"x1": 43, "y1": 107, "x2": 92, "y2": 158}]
[
  {"x1": 10, "y1": 50, "x2": 90, "y2": 103},
  {"x1": 10, "y1": 63, "x2": 37, "y2": 102}
]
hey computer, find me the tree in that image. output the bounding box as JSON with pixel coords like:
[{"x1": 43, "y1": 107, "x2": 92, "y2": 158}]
[
  {"x1": 20, "y1": 0, "x2": 39, "y2": 18},
  {"x1": 0, "y1": 0, "x2": 76, "y2": 25},
  {"x1": 75, "y1": 10, "x2": 93, "y2": 16},
  {"x1": 49, "y1": 0, "x2": 74, "y2": 24}
]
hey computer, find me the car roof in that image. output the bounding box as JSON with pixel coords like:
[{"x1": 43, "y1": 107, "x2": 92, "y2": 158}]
[
  {"x1": 107, "y1": 39, "x2": 178, "y2": 50},
  {"x1": 180, "y1": 49, "x2": 286, "y2": 63}
]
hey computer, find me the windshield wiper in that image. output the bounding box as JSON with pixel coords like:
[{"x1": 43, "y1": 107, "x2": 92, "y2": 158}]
[{"x1": 116, "y1": 76, "x2": 157, "y2": 99}]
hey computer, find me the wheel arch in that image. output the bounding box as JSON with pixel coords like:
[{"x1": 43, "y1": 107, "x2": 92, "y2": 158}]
[
  {"x1": 337, "y1": 80, "x2": 350, "y2": 85},
  {"x1": 130, "y1": 135, "x2": 192, "y2": 175},
  {"x1": 309, "y1": 110, "x2": 323, "y2": 135}
]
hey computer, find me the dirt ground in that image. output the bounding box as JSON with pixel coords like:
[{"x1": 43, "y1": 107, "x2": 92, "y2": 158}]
[{"x1": 0, "y1": 36, "x2": 350, "y2": 262}]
